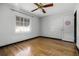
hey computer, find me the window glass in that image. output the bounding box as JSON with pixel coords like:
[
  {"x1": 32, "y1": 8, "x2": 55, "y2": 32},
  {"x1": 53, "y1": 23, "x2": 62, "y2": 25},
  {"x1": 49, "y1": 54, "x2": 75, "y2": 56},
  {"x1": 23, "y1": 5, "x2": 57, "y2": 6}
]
[{"x1": 15, "y1": 16, "x2": 30, "y2": 33}]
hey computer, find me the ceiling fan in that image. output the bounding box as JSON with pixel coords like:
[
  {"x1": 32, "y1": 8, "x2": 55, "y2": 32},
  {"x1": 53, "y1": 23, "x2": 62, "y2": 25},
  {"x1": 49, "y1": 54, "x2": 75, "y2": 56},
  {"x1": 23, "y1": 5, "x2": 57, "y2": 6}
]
[{"x1": 31, "y1": 3, "x2": 53, "y2": 13}]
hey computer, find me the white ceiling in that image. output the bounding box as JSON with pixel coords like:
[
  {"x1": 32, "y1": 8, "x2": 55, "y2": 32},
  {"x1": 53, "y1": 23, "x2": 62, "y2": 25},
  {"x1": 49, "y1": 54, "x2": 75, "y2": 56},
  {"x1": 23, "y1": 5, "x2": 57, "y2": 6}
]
[{"x1": 11, "y1": 3, "x2": 76, "y2": 17}]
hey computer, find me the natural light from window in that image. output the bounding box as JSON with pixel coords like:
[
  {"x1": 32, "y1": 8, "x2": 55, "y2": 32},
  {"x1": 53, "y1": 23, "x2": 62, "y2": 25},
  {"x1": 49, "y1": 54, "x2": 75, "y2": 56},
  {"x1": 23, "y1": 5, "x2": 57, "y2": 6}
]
[{"x1": 15, "y1": 26, "x2": 31, "y2": 33}]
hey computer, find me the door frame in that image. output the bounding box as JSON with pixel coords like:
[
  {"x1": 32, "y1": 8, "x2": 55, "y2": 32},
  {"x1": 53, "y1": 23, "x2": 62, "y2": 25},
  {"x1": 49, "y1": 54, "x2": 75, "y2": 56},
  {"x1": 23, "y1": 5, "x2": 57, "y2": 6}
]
[{"x1": 74, "y1": 11, "x2": 77, "y2": 44}]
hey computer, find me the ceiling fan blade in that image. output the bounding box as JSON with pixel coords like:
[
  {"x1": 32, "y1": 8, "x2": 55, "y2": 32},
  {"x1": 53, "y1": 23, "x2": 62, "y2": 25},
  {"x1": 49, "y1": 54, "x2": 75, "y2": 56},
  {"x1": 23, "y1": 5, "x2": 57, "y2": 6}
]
[
  {"x1": 43, "y1": 3, "x2": 53, "y2": 8},
  {"x1": 31, "y1": 8, "x2": 39, "y2": 12},
  {"x1": 33, "y1": 3, "x2": 46, "y2": 13},
  {"x1": 34, "y1": 3, "x2": 40, "y2": 7},
  {"x1": 42, "y1": 9, "x2": 46, "y2": 13},
  {"x1": 39, "y1": 3, "x2": 43, "y2": 6}
]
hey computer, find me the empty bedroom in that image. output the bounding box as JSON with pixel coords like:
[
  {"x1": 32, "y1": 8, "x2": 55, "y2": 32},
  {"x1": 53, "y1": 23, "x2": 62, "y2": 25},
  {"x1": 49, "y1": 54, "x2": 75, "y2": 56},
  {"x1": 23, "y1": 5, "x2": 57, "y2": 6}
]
[{"x1": 0, "y1": 3, "x2": 79, "y2": 56}]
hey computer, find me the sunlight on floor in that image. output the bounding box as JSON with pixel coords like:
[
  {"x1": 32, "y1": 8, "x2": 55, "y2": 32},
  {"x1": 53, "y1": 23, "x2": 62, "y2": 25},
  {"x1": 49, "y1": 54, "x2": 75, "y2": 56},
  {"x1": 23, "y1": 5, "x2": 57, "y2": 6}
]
[{"x1": 16, "y1": 46, "x2": 32, "y2": 56}]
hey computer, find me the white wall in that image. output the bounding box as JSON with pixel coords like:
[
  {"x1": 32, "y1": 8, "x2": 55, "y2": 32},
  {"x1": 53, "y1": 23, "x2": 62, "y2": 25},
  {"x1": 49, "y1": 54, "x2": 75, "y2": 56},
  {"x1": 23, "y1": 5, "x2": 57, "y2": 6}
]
[
  {"x1": 40, "y1": 15, "x2": 63, "y2": 39},
  {"x1": 0, "y1": 4, "x2": 40, "y2": 46},
  {"x1": 63, "y1": 14, "x2": 74, "y2": 42},
  {"x1": 40, "y1": 12, "x2": 74, "y2": 42}
]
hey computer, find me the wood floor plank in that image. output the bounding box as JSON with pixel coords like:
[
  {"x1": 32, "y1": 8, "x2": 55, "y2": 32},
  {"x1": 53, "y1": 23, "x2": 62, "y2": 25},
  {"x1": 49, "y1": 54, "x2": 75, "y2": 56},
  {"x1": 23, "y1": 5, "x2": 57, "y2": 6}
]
[{"x1": 0, "y1": 37, "x2": 78, "y2": 56}]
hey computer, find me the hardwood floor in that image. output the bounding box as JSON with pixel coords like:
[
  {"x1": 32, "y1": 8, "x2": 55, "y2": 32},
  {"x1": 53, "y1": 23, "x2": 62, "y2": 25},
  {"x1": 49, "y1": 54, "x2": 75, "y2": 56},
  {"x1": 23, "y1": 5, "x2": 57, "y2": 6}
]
[{"x1": 0, "y1": 37, "x2": 78, "y2": 56}]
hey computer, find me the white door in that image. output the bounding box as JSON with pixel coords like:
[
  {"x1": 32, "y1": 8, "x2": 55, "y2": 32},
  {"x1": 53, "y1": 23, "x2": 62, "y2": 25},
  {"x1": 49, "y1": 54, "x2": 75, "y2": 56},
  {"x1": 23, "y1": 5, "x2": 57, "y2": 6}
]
[{"x1": 62, "y1": 16, "x2": 74, "y2": 42}]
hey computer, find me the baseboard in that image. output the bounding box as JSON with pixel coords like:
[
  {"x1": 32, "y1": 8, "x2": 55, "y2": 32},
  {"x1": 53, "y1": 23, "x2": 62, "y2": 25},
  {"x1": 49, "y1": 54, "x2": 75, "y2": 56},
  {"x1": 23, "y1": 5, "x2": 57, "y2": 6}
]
[
  {"x1": 61, "y1": 40, "x2": 74, "y2": 43},
  {"x1": 39, "y1": 36, "x2": 74, "y2": 43},
  {"x1": 39, "y1": 36, "x2": 62, "y2": 40},
  {"x1": 0, "y1": 36, "x2": 39, "y2": 48},
  {"x1": 0, "y1": 36, "x2": 74, "y2": 48},
  {"x1": 75, "y1": 45, "x2": 79, "y2": 55}
]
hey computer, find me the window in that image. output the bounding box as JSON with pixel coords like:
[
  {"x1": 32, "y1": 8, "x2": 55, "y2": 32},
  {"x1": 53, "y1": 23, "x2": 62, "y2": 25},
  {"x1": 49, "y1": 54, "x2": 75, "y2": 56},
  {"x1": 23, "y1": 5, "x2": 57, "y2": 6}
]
[{"x1": 15, "y1": 16, "x2": 30, "y2": 33}]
